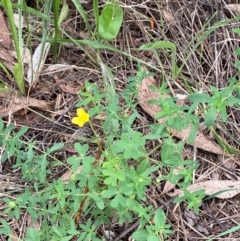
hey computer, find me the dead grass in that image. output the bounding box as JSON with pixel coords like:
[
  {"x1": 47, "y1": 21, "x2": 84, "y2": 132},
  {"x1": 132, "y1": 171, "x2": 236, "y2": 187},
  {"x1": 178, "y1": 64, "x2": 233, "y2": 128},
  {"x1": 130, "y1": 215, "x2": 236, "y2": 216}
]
[{"x1": 1, "y1": 0, "x2": 240, "y2": 240}]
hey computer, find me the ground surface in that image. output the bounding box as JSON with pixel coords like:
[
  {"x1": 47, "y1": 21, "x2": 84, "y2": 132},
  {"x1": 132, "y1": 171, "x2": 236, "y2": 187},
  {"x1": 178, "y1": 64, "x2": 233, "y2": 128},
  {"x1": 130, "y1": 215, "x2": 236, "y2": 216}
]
[{"x1": 1, "y1": 0, "x2": 240, "y2": 240}]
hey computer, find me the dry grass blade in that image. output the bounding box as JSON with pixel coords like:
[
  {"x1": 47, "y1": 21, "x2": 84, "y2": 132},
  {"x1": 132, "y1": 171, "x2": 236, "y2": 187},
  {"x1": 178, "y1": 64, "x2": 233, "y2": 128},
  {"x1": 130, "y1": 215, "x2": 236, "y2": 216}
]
[{"x1": 137, "y1": 67, "x2": 229, "y2": 156}]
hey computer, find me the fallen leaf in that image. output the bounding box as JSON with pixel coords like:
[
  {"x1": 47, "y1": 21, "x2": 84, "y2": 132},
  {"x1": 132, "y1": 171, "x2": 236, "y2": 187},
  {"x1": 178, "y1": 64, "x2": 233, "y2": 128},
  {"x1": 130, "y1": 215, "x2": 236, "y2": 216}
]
[
  {"x1": 0, "y1": 47, "x2": 15, "y2": 73},
  {"x1": 137, "y1": 67, "x2": 229, "y2": 156},
  {"x1": 149, "y1": 17, "x2": 154, "y2": 30},
  {"x1": 0, "y1": 9, "x2": 11, "y2": 49},
  {"x1": 176, "y1": 180, "x2": 240, "y2": 199},
  {"x1": 13, "y1": 13, "x2": 27, "y2": 28},
  {"x1": 54, "y1": 75, "x2": 81, "y2": 94},
  {"x1": 0, "y1": 91, "x2": 52, "y2": 117},
  {"x1": 223, "y1": 4, "x2": 240, "y2": 15},
  {"x1": 9, "y1": 47, "x2": 31, "y2": 65},
  {"x1": 162, "y1": 9, "x2": 176, "y2": 25},
  {"x1": 27, "y1": 42, "x2": 51, "y2": 84},
  {"x1": 162, "y1": 167, "x2": 181, "y2": 195},
  {"x1": 27, "y1": 215, "x2": 40, "y2": 231},
  {"x1": 61, "y1": 166, "x2": 82, "y2": 184}
]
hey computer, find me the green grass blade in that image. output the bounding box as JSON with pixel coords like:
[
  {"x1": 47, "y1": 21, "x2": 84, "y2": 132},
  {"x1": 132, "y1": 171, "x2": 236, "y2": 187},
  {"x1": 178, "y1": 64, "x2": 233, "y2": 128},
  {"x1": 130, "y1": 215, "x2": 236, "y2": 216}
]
[
  {"x1": 138, "y1": 41, "x2": 177, "y2": 79},
  {"x1": 53, "y1": 0, "x2": 60, "y2": 63},
  {"x1": 71, "y1": 0, "x2": 91, "y2": 35},
  {"x1": 2, "y1": 0, "x2": 25, "y2": 95},
  {"x1": 207, "y1": 224, "x2": 240, "y2": 241}
]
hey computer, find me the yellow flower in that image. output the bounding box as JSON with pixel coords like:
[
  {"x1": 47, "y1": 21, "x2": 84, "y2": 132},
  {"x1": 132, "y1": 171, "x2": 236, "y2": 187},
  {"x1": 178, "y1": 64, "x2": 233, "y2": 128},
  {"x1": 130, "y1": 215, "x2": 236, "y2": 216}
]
[{"x1": 71, "y1": 108, "x2": 89, "y2": 127}]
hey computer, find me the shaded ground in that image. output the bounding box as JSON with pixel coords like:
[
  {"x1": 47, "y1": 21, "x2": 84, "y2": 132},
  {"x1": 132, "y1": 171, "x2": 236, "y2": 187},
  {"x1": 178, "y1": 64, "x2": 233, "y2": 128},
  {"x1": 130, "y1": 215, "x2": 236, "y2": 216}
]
[{"x1": 1, "y1": 0, "x2": 240, "y2": 240}]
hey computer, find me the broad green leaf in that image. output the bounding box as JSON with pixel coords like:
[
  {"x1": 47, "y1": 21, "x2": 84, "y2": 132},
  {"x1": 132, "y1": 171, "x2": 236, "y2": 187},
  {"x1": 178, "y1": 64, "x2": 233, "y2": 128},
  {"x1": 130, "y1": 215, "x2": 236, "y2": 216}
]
[{"x1": 98, "y1": 3, "x2": 123, "y2": 41}]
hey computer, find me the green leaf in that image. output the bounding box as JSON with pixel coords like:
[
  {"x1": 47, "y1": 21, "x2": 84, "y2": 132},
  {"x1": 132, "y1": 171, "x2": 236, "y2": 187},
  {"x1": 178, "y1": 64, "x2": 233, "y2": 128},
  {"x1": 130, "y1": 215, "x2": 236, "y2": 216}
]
[
  {"x1": 82, "y1": 156, "x2": 94, "y2": 173},
  {"x1": 138, "y1": 41, "x2": 176, "y2": 52},
  {"x1": 15, "y1": 126, "x2": 28, "y2": 138},
  {"x1": 71, "y1": 0, "x2": 91, "y2": 34},
  {"x1": 111, "y1": 193, "x2": 121, "y2": 208},
  {"x1": 188, "y1": 93, "x2": 210, "y2": 103},
  {"x1": 25, "y1": 227, "x2": 40, "y2": 241},
  {"x1": 74, "y1": 143, "x2": 88, "y2": 156},
  {"x1": 47, "y1": 142, "x2": 64, "y2": 154},
  {"x1": 67, "y1": 156, "x2": 80, "y2": 172},
  {"x1": 138, "y1": 41, "x2": 177, "y2": 79},
  {"x1": 205, "y1": 106, "x2": 216, "y2": 128},
  {"x1": 235, "y1": 47, "x2": 240, "y2": 55},
  {"x1": 233, "y1": 28, "x2": 240, "y2": 34},
  {"x1": 58, "y1": 236, "x2": 73, "y2": 241},
  {"x1": 88, "y1": 193, "x2": 104, "y2": 210},
  {"x1": 147, "y1": 235, "x2": 161, "y2": 241},
  {"x1": 0, "y1": 218, "x2": 11, "y2": 234},
  {"x1": 188, "y1": 123, "x2": 198, "y2": 143},
  {"x1": 114, "y1": 131, "x2": 146, "y2": 159},
  {"x1": 132, "y1": 230, "x2": 149, "y2": 241},
  {"x1": 0, "y1": 118, "x2": 3, "y2": 131},
  {"x1": 154, "y1": 208, "x2": 166, "y2": 228},
  {"x1": 98, "y1": 3, "x2": 123, "y2": 41}
]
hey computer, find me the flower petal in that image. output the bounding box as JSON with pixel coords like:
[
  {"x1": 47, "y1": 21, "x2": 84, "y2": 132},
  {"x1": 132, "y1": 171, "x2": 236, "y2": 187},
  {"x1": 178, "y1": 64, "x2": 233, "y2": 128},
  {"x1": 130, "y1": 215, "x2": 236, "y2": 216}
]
[
  {"x1": 77, "y1": 108, "x2": 89, "y2": 122},
  {"x1": 71, "y1": 117, "x2": 84, "y2": 127},
  {"x1": 72, "y1": 108, "x2": 90, "y2": 127},
  {"x1": 77, "y1": 108, "x2": 85, "y2": 117}
]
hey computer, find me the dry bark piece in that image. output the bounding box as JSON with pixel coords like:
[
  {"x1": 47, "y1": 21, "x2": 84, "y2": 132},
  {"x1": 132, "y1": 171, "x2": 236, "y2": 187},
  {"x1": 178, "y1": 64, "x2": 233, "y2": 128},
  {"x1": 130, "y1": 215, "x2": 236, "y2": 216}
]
[
  {"x1": 176, "y1": 180, "x2": 240, "y2": 199},
  {"x1": 137, "y1": 67, "x2": 229, "y2": 156},
  {"x1": 0, "y1": 91, "x2": 52, "y2": 117},
  {"x1": 162, "y1": 166, "x2": 181, "y2": 195}
]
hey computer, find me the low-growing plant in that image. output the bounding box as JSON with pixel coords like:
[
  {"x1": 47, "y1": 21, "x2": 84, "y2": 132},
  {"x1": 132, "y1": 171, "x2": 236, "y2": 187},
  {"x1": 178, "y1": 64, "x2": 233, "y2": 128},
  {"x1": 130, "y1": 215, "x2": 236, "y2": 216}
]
[{"x1": 1, "y1": 61, "x2": 240, "y2": 240}]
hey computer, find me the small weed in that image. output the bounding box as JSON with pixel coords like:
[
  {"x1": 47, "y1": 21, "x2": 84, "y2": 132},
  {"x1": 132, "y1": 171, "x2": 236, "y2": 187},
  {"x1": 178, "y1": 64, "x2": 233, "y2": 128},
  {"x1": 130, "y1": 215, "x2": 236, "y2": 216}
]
[{"x1": 1, "y1": 61, "x2": 240, "y2": 240}]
